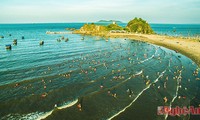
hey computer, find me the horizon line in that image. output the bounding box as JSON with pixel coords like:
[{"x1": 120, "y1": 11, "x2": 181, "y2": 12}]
[{"x1": 0, "y1": 21, "x2": 200, "y2": 25}]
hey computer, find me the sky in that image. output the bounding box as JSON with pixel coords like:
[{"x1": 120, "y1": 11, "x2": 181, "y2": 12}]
[{"x1": 0, "y1": 0, "x2": 199, "y2": 24}]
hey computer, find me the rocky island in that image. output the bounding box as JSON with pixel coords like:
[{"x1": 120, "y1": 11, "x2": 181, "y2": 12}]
[{"x1": 73, "y1": 17, "x2": 153, "y2": 35}]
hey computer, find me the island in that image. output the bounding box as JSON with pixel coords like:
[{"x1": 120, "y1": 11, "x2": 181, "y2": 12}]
[
  {"x1": 97, "y1": 20, "x2": 123, "y2": 24},
  {"x1": 73, "y1": 17, "x2": 200, "y2": 67}
]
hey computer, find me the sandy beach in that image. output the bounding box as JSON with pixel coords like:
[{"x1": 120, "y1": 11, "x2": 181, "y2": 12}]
[
  {"x1": 108, "y1": 33, "x2": 200, "y2": 67},
  {"x1": 74, "y1": 30, "x2": 200, "y2": 67}
]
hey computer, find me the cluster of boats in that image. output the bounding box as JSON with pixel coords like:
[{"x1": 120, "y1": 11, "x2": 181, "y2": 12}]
[
  {"x1": 57, "y1": 36, "x2": 69, "y2": 42},
  {"x1": 2, "y1": 34, "x2": 44, "y2": 50},
  {"x1": 2, "y1": 33, "x2": 71, "y2": 50}
]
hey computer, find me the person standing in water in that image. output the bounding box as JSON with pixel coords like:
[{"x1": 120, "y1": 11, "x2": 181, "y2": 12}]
[
  {"x1": 127, "y1": 88, "x2": 133, "y2": 97},
  {"x1": 77, "y1": 97, "x2": 84, "y2": 111}
]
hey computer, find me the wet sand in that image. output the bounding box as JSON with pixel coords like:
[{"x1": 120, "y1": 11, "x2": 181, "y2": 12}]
[{"x1": 106, "y1": 33, "x2": 200, "y2": 67}]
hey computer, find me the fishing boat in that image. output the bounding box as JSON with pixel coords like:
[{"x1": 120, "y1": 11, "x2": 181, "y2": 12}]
[
  {"x1": 65, "y1": 38, "x2": 69, "y2": 42},
  {"x1": 5, "y1": 44, "x2": 12, "y2": 50},
  {"x1": 13, "y1": 39, "x2": 17, "y2": 45},
  {"x1": 40, "y1": 41, "x2": 44, "y2": 45}
]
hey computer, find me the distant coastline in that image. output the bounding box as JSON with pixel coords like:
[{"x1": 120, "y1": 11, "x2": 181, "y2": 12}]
[{"x1": 97, "y1": 20, "x2": 123, "y2": 24}]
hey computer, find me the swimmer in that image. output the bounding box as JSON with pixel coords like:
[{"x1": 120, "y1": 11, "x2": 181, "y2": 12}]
[
  {"x1": 127, "y1": 88, "x2": 133, "y2": 97},
  {"x1": 41, "y1": 92, "x2": 48, "y2": 98},
  {"x1": 163, "y1": 97, "x2": 168, "y2": 103},
  {"x1": 108, "y1": 90, "x2": 111, "y2": 94},
  {"x1": 54, "y1": 104, "x2": 57, "y2": 108},
  {"x1": 112, "y1": 70, "x2": 115, "y2": 74},
  {"x1": 14, "y1": 83, "x2": 20, "y2": 87},
  {"x1": 94, "y1": 67, "x2": 97, "y2": 72},
  {"x1": 100, "y1": 83, "x2": 104, "y2": 89},
  {"x1": 112, "y1": 93, "x2": 117, "y2": 98},
  {"x1": 77, "y1": 103, "x2": 82, "y2": 111},
  {"x1": 77, "y1": 97, "x2": 83, "y2": 111},
  {"x1": 164, "y1": 82, "x2": 167, "y2": 89}
]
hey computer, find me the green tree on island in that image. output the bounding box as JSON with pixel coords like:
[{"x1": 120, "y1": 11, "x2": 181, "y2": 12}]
[
  {"x1": 106, "y1": 24, "x2": 124, "y2": 30},
  {"x1": 126, "y1": 17, "x2": 154, "y2": 34}
]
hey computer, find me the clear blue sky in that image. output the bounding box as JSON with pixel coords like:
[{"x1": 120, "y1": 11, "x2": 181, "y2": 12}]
[{"x1": 0, "y1": 0, "x2": 199, "y2": 23}]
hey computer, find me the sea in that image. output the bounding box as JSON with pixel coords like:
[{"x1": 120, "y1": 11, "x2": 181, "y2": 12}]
[{"x1": 0, "y1": 23, "x2": 200, "y2": 120}]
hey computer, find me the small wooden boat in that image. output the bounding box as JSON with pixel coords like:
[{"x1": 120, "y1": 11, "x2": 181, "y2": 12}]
[
  {"x1": 13, "y1": 39, "x2": 17, "y2": 45},
  {"x1": 65, "y1": 38, "x2": 69, "y2": 42},
  {"x1": 6, "y1": 44, "x2": 12, "y2": 50},
  {"x1": 57, "y1": 39, "x2": 61, "y2": 42},
  {"x1": 40, "y1": 41, "x2": 44, "y2": 45}
]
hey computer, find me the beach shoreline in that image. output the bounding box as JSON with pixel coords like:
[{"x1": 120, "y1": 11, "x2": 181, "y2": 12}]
[{"x1": 73, "y1": 31, "x2": 200, "y2": 67}]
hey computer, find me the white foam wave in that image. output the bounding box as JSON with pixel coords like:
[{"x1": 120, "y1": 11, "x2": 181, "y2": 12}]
[
  {"x1": 108, "y1": 69, "x2": 166, "y2": 120},
  {"x1": 2, "y1": 99, "x2": 78, "y2": 120},
  {"x1": 36, "y1": 99, "x2": 78, "y2": 120},
  {"x1": 36, "y1": 111, "x2": 53, "y2": 120},
  {"x1": 57, "y1": 99, "x2": 78, "y2": 110},
  {"x1": 135, "y1": 70, "x2": 143, "y2": 76},
  {"x1": 140, "y1": 49, "x2": 157, "y2": 63},
  {"x1": 140, "y1": 55, "x2": 154, "y2": 63},
  {"x1": 165, "y1": 71, "x2": 182, "y2": 120}
]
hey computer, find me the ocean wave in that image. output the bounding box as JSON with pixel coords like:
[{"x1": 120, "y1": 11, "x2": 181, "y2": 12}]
[
  {"x1": 107, "y1": 68, "x2": 167, "y2": 120},
  {"x1": 2, "y1": 99, "x2": 78, "y2": 120}
]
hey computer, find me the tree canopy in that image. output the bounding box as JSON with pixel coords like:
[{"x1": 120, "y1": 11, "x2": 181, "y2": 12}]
[
  {"x1": 106, "y1": 24, "x2": 123, "y2": 30},
  {"x1": 126, "y1": 17, "x2": 154, "y2": 34}
]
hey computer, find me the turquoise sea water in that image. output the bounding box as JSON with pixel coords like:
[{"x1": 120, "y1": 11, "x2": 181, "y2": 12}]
[
  {"x1": 0, "y1": 23, "x2": 200, "y2": 120},
  {"x1": 151, "y1": 24, "x2": 200, "y2": 37}
]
